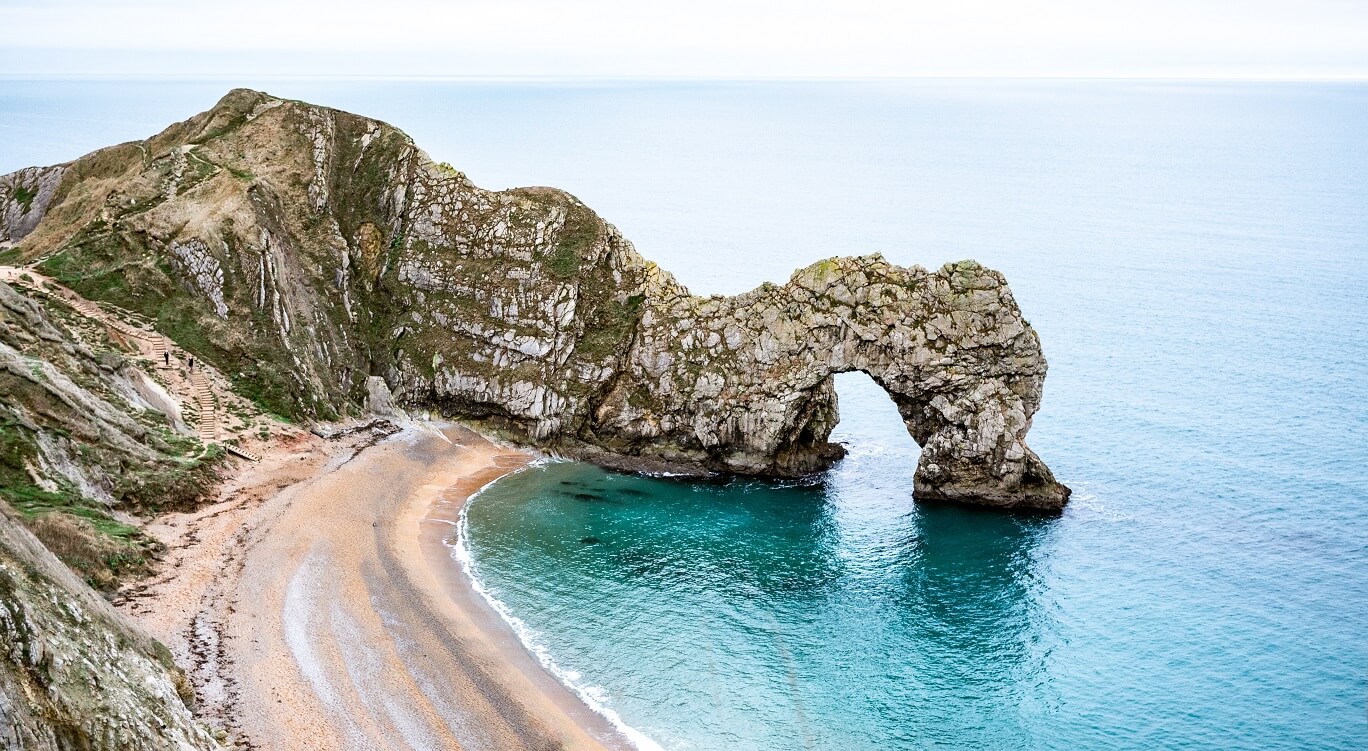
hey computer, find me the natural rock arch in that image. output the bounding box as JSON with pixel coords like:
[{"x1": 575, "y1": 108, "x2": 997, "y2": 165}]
[{"x1": 583, "y1": 256, "x2": 1070, "y2": 510}]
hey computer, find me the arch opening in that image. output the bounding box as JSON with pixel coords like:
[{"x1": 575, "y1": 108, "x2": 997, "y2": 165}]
[{"x1": 828, "y1": 370, "x2": 921, "y2": 472}]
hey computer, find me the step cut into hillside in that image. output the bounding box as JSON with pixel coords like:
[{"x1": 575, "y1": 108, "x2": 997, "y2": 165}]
[{"x1": 0, "y1": 88, "x2": 1069, "y2": 511}]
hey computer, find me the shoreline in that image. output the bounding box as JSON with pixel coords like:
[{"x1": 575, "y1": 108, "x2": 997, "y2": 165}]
[
  {"x1": 120, "y1": 421, "x2": 633, "y2": 751},
  {"x1": 402, "y1": 438, "x2": 639, "y2": 751},
  {"x1": 425, "y1": 459, "x2": 666, "y2": 751}
]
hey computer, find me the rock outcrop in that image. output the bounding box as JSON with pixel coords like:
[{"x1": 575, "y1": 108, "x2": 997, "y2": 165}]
[
  {"x1": 0, "y1": 88, "x2": 1068, "y2": 510},
  {"x1": 0, "y1": 165, "x2": 64, "y2": 247},
  {"x1": 0, "y1": 507, "x2": 222, "y2": 750},
  {"x1": 585, "y1": 256, "x2": 1065, "y2": 509}
]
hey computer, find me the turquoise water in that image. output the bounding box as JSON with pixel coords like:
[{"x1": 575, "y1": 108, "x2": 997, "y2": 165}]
[{"x1": 3, "y1": 79, "x2": 1366, "y2": 749}]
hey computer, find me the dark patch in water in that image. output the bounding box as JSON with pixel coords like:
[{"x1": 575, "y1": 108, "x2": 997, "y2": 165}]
[
  {"x1": 573, "y1": 492, "x2": 605, "y2": 502},
  {"x1": 580, "y1": 536, "x2": 602, "y2": 545},
  {"x1": 618, "y1": 488, "x2": 649, "y2": 497}
]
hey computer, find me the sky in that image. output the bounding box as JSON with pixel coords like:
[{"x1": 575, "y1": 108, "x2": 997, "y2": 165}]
[{"x1": 2, "y1": 0, "x2": 1366, "y2": 79}]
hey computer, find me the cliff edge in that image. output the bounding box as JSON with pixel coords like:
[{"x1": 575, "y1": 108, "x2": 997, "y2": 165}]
[{"x1": 0, "y1": 507, "x2": 222, "y2": 750}]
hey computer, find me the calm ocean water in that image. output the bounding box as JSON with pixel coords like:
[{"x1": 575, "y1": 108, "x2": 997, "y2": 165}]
[{"x1": 2, "y1": 79, "x2": 1365, "y2": 750}]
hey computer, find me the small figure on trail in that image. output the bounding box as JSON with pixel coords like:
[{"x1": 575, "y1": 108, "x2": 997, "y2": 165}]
[
  {"x1": 188, "y1": 357, "x2": 194, "y2": 372},
  {"x1": 163, "y1": 352, "x2": 170, "y2": 366}
]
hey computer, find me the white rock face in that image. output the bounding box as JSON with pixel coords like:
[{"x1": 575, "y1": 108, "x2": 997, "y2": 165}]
[
  {"x1": 587, "y1": 256, "x2": 1069, "y2": 509},
  {"x1": 169, "y1": 239, "x2": 229, "y2": 318}
]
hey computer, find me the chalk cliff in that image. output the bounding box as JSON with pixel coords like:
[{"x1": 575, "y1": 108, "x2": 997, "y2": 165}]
[{"x1": 0, "y1": 88, "x2": 1067, "y2": 510}]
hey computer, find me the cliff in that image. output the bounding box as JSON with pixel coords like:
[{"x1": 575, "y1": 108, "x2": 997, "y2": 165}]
[
  {"x1": 0, "y1": 271, "x2": 235, "y2": 748},
  {"x1": 0, "y1": 88, "x2": 1067, "y2": 510},
  {"x1": 0, "y1": 276, "x2": 225, "y2": 589},
  {"x1": 0, "y1": 506, "x2": 222, "y2": 750}
]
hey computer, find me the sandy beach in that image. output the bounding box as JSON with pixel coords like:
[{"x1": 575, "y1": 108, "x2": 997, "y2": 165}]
[{"x1": 118, "y1": 422, "x2": 630, "y2": 751}]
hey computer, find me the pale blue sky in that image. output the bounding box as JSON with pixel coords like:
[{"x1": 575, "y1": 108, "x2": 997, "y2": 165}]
[{"x1": 2, "y1": 0, "x2": 1366, "y2": 78}]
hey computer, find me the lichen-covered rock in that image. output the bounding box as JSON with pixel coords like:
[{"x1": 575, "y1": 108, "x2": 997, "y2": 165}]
[
  {"x1": 583, "y1": 256, "x2": 1067, "y2": 510},
  {"x1": 1, "y1": 88, "x2": 1067, "y2": 510},
  {"x1": 0, "y1": 165, "x2": 65, "y2": 247},
  {"x1": 0, "y1": 507, "x2": 222, "y2": 751}
]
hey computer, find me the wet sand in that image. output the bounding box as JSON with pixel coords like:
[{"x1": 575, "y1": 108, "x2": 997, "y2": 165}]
[{"x1": 120, "y1": 422, "x2": 629, "y2": 751}]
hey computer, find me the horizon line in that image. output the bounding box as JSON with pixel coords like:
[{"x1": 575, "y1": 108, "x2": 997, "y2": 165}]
[{"x1": 3, "y1": 73, "x2": 1368, "y2": 83}]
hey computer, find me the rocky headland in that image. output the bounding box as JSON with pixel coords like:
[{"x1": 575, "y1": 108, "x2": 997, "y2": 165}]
[
  {"x1": 0, "y1": 89, "x2": 1067, "y2": 750},
  {"x1": 2, "y1": 87, "x2": 1067, "y2": 510}
]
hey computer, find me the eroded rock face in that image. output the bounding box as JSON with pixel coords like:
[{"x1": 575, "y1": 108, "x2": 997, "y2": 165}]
[
  {"x1": 0, "y1": 165, "x2": 64, "y2": 247},
  {"x1": 587, "y1": 256, "x2": 1068, "y2": 510},
  {"x1": 0, "y1": 509, "x2": 222, "y2": 751},
  {"x1": 0, "y1": 88, "x2": 1068, "y2": 510}
]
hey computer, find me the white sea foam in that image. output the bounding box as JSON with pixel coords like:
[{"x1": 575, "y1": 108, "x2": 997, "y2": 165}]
[
  {"x1": 450, "y1": 470, "x2": 667, "y2": 751},
  {"x1": 1064, "y1": 489, "x2": 1134, "y2": 523}
]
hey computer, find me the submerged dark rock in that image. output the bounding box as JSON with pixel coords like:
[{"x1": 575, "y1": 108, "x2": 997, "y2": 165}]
[{"x1": 0, "y1": 88, "x2": 1068, "y2": 510}]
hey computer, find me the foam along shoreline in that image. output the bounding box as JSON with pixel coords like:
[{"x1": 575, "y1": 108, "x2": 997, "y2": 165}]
[
  {"x1": 445, "y1": 462, "x2": 668, "y2": 751},
  {"x1": 124, "y1": 421, "x2": 632, "y2": 751},
  {"x1": 403, "y1": 433, "x2": 641, "y2": 751}
]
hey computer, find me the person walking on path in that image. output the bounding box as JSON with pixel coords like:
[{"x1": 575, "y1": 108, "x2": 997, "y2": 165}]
[
  {"x1": 164, "y1": 352, "x2": 170, "y2": 366},
  {"x1": 188, "y1": 357, "x2": 194, "y2": 373}
]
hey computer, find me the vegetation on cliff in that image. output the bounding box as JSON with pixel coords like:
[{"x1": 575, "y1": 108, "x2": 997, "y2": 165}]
[{"x1": 0, "y1": 282, "x2": 223, "y2": 590}]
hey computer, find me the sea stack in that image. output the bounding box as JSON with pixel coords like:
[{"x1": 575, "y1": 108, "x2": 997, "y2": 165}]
[{"x1": 0, "y1": 88, "x2": 1068, "y2": 510}]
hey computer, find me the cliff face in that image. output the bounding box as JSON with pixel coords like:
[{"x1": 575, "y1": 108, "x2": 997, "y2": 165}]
[
  {"x1": 0, "y1": 88, "x2": 1067, "y2": 510},
  {"x1": 0, "y1": 508, "x2": 221, "y2": 750},
  {"x1": 0, "y1": 278, "x2": 224, "y2": 588}
]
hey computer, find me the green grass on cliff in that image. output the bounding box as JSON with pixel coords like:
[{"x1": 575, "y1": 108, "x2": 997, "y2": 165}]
[
  {"x1": 548, "y1": 203, "x2": 598, "y2": 278},
  {"x1": 577, "y1": 293, "x2": 644, "y2": 358},
  {"x1": 11, "y1": 184, "x2": 37, "y2": 213},
  {"x1": 40, "y1": 233, "x2": 316, "y2": 422},
  {"x1": 0, "y1": 419, "x2": 158, "y2": 589}
]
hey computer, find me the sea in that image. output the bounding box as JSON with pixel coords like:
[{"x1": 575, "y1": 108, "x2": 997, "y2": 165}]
[{"x1": 2, "y1": 78, "x2": 1365, "y2": 751}]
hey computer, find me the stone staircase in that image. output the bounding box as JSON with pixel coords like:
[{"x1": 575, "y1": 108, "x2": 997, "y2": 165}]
[
  {"x1": 2, "y1": 265, "x2": 260, "y2": 462},
  {"x1": 189, "y1": 370, "x2": 217, "y2": 441},
  {"x1": 152, "y1": 333, "x2": 171, "y2": 368},
  {"x1": 0, "y1": 268, "x2": 160, "y2": 347}
]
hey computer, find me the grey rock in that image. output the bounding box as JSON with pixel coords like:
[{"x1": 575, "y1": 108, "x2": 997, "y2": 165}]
[
  {"x1": 365, "y1": 375, "x2": 401, "y2": 418},
  {"x1": 0, "y1": 165, "x2": 65, "y2": 246},
  {"x1": 0, "y1": 508, "x2": 222, "y2": 751}
]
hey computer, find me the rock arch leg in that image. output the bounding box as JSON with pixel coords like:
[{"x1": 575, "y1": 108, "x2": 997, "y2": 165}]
[{"x1": 894, "y1": 379, "x2": 1069, "y2": 511}]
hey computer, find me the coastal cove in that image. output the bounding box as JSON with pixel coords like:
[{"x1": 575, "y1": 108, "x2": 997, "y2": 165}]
[
  {"x1": 0, "y1": 79, "x2": 1365, "y2": 751},
  {"x1": 117, "y1": 421, "x2": 634, "y2": 751}
]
